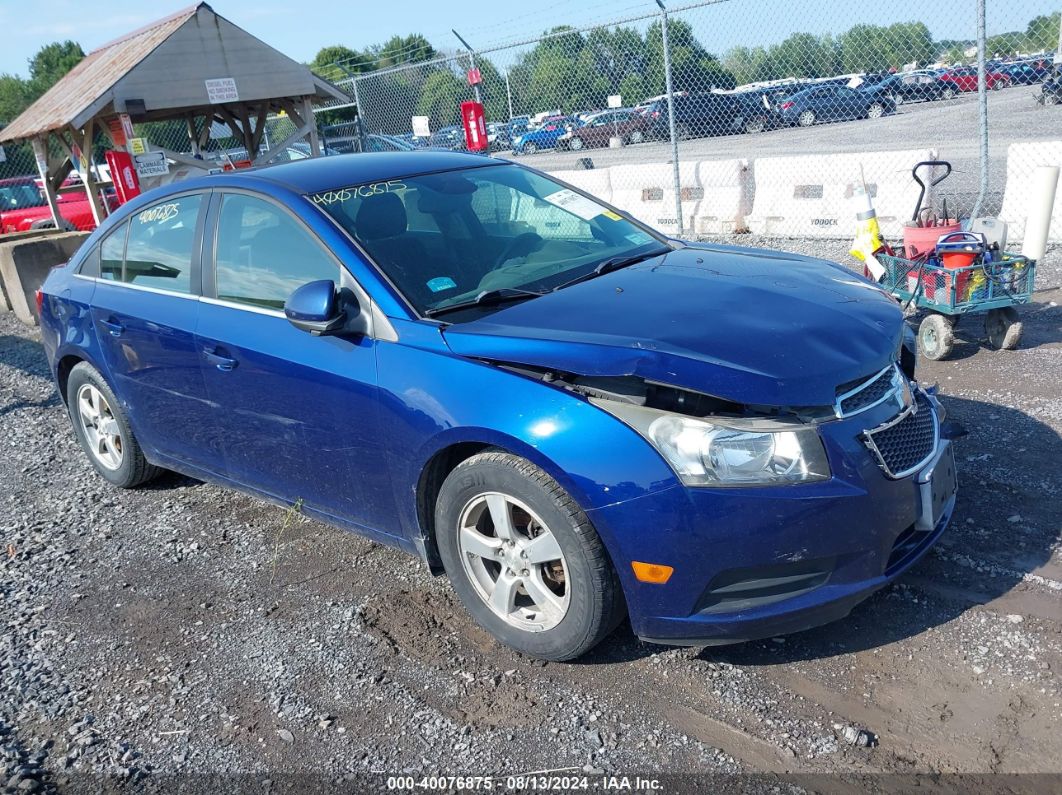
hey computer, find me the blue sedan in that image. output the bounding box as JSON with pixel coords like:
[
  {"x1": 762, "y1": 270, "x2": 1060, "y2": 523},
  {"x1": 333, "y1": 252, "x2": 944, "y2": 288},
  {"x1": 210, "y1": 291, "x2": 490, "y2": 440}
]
[
  {"x1": 37, "y1": 152, "x2": 956, "y2": 660},
  {"x1": 511, "y1": 117, "x2": 577, "y2": 154}
]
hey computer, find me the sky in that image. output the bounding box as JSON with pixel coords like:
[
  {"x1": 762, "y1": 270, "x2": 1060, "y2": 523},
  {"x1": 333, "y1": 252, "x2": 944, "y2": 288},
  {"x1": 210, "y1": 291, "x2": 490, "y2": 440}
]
[{"x1": 0, "y1": 0, "x2": 1057, "y2": 77}]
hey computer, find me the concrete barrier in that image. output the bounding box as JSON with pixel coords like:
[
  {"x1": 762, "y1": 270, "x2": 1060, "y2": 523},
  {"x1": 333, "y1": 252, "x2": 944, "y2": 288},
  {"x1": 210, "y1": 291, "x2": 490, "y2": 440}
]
[
  {"x1": 746, "y1": 148, "x2": 936, "y2": 239},
  {"x1": 690, "y1": 158, "x2": 752, "y2": 235},
  {"x1": 999, "y1": 140, "x2": 1062, "y2": 243},
  {"x1": 548, "y1": 168, "x2": 613, "y2": 205},
  {"x1": 0, "y1": 231, "x2": 89, "y2": 325},
  {"x1": 609, "y1": 161, "x2": 697, "y2": 235}
]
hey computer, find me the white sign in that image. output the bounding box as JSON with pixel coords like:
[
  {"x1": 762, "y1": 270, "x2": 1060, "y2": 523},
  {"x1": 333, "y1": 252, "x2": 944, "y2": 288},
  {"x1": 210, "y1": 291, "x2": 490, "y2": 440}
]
[
  {"x1": 205, "y1": 77, "x2": 239, "y2": 104},
  {"x1": 412, "y1": 115, "x2": 431, "y2": 138},
  {"x1": 543, "y1": 189, "x2": 603, "y2": 221},
  {"x1": 134, "y1": 151, "x2": 170, "y2": 178},
  {"x1": 607, "y1": 94, "x2": 623, "y2": 109}
]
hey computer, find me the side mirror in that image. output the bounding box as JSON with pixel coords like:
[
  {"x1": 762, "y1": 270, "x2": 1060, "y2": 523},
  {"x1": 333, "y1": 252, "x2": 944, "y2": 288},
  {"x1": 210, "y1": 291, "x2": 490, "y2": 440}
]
[{"x1": 285, "y1": 279, "x2": 366, "y2": 337}]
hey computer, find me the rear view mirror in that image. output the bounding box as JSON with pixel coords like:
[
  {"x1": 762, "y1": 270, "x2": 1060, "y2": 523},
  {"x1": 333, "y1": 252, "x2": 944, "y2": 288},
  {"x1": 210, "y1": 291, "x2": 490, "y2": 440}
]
[{"x1": 285, "y1": 279, "x2": 365, "y2": 337}]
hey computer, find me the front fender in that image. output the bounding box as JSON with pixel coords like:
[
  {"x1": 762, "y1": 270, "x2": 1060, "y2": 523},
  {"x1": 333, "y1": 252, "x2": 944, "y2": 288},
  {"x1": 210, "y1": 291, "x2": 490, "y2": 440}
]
[{"x1": 374, "y1": 332, "x2": 680, "y2": 554}]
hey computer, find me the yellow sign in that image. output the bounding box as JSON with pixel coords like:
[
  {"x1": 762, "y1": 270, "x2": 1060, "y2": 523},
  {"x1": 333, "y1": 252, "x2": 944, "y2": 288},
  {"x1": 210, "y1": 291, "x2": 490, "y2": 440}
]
[
  {"x1": 128, "y1": 137, "x2": 148, "y2": 155},
  {"x1": 602, "y1": 210, "x2": 623, "y2": 221}
]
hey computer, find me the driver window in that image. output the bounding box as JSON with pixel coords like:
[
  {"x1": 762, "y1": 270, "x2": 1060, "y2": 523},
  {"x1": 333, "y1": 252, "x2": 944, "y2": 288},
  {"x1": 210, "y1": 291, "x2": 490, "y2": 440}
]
[{"x1": 214, "y1": 194, "x2": 338, "y2": 310}]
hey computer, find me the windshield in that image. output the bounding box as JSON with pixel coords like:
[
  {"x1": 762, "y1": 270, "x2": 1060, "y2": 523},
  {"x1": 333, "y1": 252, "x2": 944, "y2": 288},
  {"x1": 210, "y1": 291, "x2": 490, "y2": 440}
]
[
  {"x1": 308, "y1": 163, "x2": 666, "y2": 317},
  {"x1": 0, "y1": 183, "x2": 44, "y2": 212}
]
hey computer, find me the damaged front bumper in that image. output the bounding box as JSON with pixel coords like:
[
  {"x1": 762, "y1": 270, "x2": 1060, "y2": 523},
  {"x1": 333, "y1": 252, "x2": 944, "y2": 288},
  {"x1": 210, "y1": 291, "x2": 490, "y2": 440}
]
[{"x1": 585, "y1": 390, "x2": 957, "y2": 646}]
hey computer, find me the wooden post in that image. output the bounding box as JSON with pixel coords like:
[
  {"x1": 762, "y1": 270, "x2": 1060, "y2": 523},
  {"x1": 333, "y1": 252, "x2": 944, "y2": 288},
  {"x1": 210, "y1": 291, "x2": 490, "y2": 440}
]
[
  {"x1": 302, "y1": 96, "x2": 320, "y2": 157},
  {"x1": 30, "y1": 137, "x2": 63, "y2": 230},
  {"x1": 79, "y1": 121, "x2": 106, "y2": 226}
]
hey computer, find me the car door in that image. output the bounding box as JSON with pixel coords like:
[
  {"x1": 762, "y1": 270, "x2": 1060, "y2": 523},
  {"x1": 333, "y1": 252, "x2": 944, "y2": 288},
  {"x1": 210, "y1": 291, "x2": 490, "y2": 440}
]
[
  {"x1": 195, "y1": 190, "x2": 395, "y2": 534},
  {"x1": 88, "y1": 191, "x2": 214, "y2": 466}
]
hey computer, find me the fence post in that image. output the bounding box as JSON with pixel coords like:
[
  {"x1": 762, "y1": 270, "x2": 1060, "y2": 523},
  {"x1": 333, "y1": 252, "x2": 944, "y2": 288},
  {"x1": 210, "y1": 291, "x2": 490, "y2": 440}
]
[
  {"x1": 453, "y1": 30, "x2": 482, "y2": 106},
  {"x1": 350, "y1": 76, "x2": 366, "y2": 152},
  {"x1": 505, "y1": 71, "x2": 514, "y2": 120},
  {"x1": 656, "y1": 0, "x2": 684, "y2": 237},
  {"x1": 971, "y1": 0, "x2": 988, "y2": 218}
]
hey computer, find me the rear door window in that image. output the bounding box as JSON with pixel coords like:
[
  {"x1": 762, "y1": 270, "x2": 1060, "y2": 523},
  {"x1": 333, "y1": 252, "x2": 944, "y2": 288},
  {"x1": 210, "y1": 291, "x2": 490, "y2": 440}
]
[
  {"x1": 100, "y1": 222, "x2": 128, "y2": 281},
  {"x1": 123, "y1": 194, "x2": 202, "y2": 293}
]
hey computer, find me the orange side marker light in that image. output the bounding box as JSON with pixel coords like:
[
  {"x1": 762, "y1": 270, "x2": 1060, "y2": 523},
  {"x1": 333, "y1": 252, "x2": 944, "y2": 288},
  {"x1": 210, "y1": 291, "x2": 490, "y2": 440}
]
[{"x1": 631, "y1": 561, "x2": 674, "y2": 584}]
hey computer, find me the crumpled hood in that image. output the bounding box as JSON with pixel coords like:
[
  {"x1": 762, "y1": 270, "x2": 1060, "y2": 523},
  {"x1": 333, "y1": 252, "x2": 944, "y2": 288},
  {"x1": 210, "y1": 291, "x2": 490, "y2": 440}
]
[{"x1": 441, "y1": 245, "x2": 903, "y2": 407}]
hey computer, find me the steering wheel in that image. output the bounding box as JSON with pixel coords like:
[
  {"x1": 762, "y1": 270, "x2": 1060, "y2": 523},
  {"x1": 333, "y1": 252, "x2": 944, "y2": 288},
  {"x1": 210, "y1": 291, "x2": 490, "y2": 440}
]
[{"x1": 495, "y1": 232, "x2": 543, "y2": 267}]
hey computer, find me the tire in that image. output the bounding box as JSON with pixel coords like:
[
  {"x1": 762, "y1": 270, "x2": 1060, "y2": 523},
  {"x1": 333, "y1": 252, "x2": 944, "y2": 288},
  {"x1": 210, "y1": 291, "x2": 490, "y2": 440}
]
[
  {"x1": 892, "y1": 93, "x2": 904, "y2": 106},
  {"x1": 985, "y1": 307, "x2": 1022, "y2": 350},
  {"x1": 436, "y1": 451, "x2": 626, "y2": 661},
  {"x1": 569, "y1": 136, "x2": 584, "y2": 151},
  {"x1": 676, "y1": 123, "x2": 692, "y2": 140},
  {"x1": 628, "y1": 129, "x2": 644, "y2": 144},
  {"x1": 867, "y1": 102, "x2": 885, "y2": 119},
  {"x1": 992, "y1": 79, "x2": 1004, "y2": 91},
  {"x1": 524, "y1": 141, "x2": 538, "y2": 155},
  {"x1": 797, "y1": 110, "x2": 816, "y2": 127},
  {"x1": 942, "y1": 87, "x2": 957, "y2": 100},
  {"x1": 744, "y1": 115, "x2": 766, "y2": 134},
  {"x1": 918, "y1": 313, "x2": 955, "y2": 361},
  {"x1": 66, "y1": 362, "x2": 161, "y2": 488}
]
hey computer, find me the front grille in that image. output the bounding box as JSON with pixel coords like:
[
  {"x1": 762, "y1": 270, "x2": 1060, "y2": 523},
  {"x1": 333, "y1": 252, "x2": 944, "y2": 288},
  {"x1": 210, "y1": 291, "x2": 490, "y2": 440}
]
[
  {"x1": 864, "y1": 392, "x2": 938, "y2": 478},
  {"x1": 835, "y1": 365, "x2": 905, "y2": 419}
]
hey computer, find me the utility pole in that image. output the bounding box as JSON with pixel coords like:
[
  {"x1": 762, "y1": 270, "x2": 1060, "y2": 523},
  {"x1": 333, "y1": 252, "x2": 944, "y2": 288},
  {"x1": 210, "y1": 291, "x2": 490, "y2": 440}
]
[
  {"x1": 656, "y1": 0, "x2": 684, "y2": 236},
  {"x1": 971, "y1": 0, "x2": 988, "y2": 218},
  {"x1": 452, "y1": 29, "x2": 482, "y2": 105}
]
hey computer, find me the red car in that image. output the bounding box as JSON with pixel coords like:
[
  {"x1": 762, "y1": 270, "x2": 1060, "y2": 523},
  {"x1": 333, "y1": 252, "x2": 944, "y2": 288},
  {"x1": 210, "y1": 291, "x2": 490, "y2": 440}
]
[
  {"x1": 0, "y1": 176, "x2": 100, "y2": 235},
  {"x1": 937, "y1": 66, "x2": 1010, "y2": 96}
]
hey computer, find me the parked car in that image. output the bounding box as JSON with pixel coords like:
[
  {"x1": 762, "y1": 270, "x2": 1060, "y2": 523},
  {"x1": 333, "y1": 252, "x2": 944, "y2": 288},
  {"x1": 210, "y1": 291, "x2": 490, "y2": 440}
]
[
  {"x1": 937, "y1": 66, "x2": 1010, "y2": 95},
  {"x1": 429, "y1": 126, "x2": 466, "y2": 150},
  {"x1": 645, "y1": 91, "x2": 775, "y2": 140},
  {"x1": 778, "y1": 84, "x2": 896, "y2": 127},
  {"x1": 37, "y1": 151, "x2": 956, "y2": 661},
  {"x1": 511, "y1": 115, "x2": 576, "y2": 154},
  {"x1": 486, "y1": 122, "x2": 511, "y2": 151},
  {"x1": 1, "y1": 176, "x2": 99, "y2": 234},
  {"x1": 872, "y1": 71, "x2": 950, "y2": 105},
  {"x1": 557, "y1": 109, "x2": 647, "y2": 150},
  {"x1": 999, "y1": 59, "x2": 1053, "y2": 85}
]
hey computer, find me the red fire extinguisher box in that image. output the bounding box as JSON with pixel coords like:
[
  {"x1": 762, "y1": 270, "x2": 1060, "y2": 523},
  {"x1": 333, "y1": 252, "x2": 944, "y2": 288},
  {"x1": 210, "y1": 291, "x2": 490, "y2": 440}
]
[
  {"x1": 105, "y1": 150, "x2": 141, "y2": 205},
  {"x1": 461, "y1": 101, "x2": 488, "y2": 152}
]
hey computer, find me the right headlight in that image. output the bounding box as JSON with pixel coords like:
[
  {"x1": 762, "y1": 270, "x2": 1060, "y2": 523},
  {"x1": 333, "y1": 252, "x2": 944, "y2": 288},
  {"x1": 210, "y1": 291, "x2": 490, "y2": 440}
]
[{"x1": 593, "y1": 400, "x2": 830, "y2": 487}]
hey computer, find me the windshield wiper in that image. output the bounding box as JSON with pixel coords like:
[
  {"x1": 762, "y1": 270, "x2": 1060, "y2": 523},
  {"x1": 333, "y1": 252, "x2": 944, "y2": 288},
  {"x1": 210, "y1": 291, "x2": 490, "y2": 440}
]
[
  {"x1": 424, "y1": 287, "x2": 546, "y2": 318},
  {"x1": 551, "y1": 247, "x2": 670, "y2": 292}
]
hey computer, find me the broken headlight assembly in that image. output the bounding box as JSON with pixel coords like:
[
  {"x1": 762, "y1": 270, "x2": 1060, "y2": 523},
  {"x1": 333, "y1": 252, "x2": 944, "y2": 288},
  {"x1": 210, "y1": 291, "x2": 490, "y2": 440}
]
[{"x1": 592, "y1": 400, "x2": 831, "y2": 487}]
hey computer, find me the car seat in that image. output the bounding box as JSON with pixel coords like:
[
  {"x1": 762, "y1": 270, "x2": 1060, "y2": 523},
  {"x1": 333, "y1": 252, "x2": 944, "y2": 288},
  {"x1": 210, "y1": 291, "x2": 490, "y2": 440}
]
[{"x1": 355, "y1": 192, "x2": 436, "y2": 306}]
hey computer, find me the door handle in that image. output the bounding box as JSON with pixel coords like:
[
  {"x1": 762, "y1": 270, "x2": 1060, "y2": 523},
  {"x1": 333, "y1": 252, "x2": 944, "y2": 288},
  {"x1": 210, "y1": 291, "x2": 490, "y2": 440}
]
[
  {"x1": 100, "y1": 317, "x2": 124, "y2": 337},
  {"x1": 203, "y1": 347, "x2": 237, "y2": 372}
]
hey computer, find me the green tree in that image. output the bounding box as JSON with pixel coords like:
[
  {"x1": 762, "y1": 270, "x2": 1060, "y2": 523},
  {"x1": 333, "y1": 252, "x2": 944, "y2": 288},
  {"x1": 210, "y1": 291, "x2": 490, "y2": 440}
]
[
  {"x1": 372, "y1": 34, "x2": 437, "y2": 68},
  {"x1": 646, "y1": 19, "x2": 735, "y2": 93},
  {"x1": 27, "y1": 40, "x2": 84, "y2": 92},
  {"x1": 417, "y1": 69, "x2": 465, "y2": 129},
  {"x1": 1025, "y1": 13, "x2": 1060, "y2": 52}
]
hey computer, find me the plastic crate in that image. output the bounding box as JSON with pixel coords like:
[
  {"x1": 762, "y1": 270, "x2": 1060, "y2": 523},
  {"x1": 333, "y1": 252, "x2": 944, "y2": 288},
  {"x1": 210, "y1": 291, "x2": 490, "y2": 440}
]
[{"x1": 877, "y1": 253, "x2": 1035, "y2": 314}]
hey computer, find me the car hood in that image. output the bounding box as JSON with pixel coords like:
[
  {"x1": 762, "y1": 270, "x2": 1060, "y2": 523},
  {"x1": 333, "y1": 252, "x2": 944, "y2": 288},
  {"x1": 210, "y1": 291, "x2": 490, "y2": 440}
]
[{"x1": 441, "y1": 245, "x2": 903, "y2": 407}]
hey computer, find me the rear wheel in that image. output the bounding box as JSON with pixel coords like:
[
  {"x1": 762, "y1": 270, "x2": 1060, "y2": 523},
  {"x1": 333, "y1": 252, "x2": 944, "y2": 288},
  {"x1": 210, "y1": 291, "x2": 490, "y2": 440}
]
[
  {"x1": 918, "y1": 314, "x2": 955, "y2": 361},
  {"x1": 942, "y1": 86, "x2": 957, "y2": 100},
  {"x1": 744, "y1": 115, "x2": 766, "y2": 134},
  {"x1": 569, "y1": 136, "x2": 584, "y2": 151},
  {"x1": 985, "y1": 307, "x2": 1022, "y2": 350},
  {"x1": 436, "y1": 451, "x2": 626, "y2": 661},
  {"x1": 628, "y1": 129, "x2": 644, "y2": 144},
  {"x1": 66, "y1": 362, "x2": 161, "y2": 488},
  {"x1": 676, "y1": 122, "x2": 693, "y2": 140},
  {"x1": 867, "y1": 102, "x2": 885, "y2": 119},
  {"x1": 797, "y1": 110, "x2": 816, "y2": 127},
  {"x1": 892, "y1": 93, "x2": 904, "y2": 106}
]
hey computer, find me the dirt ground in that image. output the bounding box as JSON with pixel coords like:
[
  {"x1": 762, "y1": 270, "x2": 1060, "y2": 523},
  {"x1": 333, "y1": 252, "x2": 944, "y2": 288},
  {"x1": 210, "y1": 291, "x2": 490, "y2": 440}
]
[{"x1": 0, "y1": 243, "x2": 1060, "y2": 794}]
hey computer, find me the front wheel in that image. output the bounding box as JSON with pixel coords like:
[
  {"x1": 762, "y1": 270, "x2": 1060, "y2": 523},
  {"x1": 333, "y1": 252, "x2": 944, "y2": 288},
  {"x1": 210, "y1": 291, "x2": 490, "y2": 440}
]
[
  {"x1": 66, "y1": 362, "x2": 161, "y2": 488},
  {"x1": 436, "y1": 451, "x2": 626, "y2": 661},
  {"x1": 744, "y1": 115, "x2": 766, "y2": 134},
  {"x1": 942, "y1": 86, "x2": 957, "y2": 100},
  {"x1": 523, "y1": 142, "x2": 538, "y2": 155},
  {"x1": 918, "y1": 313, "x2": 955, "y2": 361},
  {"x1": 797, "y1": 110, "x2": 816, "y2": 127},
  {"x1": 867, "y1": 102, "x2": 885, "y2": 119},
  {"x1": 569, "y1": 136, "x2": 584, "y2": 151},
  {"x1": 628, "y1": 129, "x2": 644, "y2": 144}
]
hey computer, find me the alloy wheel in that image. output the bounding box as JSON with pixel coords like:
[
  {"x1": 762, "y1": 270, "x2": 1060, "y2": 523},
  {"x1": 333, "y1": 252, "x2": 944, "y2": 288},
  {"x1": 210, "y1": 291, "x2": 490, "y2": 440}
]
[
  {"x1": 798, "y1": 110, "x2": 815, "y2": 127},
  {"x1": 629, "y1": 130, "x2": 644, "y2": 143},
  {"x1": 76, "y1": 384, "x2": 124, "y2": 470},
  {"x1": 868, "y1": 103, "x2": 885, "y2": 119},
  {"x1": 570, "y1": 137, "x2": 584, "y2": 150},
  {"x1": 457, "y1": 492, "x2": 570, "y2": 632}
]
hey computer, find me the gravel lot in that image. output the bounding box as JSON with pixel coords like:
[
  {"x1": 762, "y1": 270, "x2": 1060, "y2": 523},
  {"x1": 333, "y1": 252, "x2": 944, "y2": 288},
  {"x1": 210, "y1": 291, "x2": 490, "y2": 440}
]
[
  {"x1": 1, "y1": 238, "x2": 1060, "y2": 792},
  {"x1": 512, "y1": 85, "x2": 1059, "y2": 218}
]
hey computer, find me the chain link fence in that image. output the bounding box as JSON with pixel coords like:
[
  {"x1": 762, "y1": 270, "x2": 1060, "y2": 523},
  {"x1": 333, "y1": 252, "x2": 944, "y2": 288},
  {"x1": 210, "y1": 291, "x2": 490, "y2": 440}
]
[{"x1": 333, "y1": 0, "x2": 1061, "y2": 245}]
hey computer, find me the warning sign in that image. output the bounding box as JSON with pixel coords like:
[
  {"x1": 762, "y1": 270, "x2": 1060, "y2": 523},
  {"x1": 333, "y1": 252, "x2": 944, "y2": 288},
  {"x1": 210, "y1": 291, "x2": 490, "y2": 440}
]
[
  {"x1": 133, "y1": 151, "x2": 169, "y2": 178},
  {"x1": 128, "y1": 138, "x2": 148, "y2": 155},
  {"x1": 205, "y1": 77, "x2": 239, "y2": 104}
]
